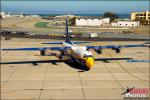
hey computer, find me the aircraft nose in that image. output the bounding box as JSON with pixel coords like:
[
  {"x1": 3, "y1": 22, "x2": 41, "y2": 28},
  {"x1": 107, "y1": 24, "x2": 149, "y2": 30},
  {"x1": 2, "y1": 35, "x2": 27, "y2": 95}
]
[{"x1": 86, "y1": 57, "x2": 94, "y2": 69}]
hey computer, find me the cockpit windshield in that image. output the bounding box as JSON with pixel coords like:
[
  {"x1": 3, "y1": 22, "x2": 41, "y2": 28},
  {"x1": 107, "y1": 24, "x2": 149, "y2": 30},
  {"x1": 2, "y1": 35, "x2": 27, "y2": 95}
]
[{"x1": 83, "y1": 54, "x2": 92, "y2": 58}]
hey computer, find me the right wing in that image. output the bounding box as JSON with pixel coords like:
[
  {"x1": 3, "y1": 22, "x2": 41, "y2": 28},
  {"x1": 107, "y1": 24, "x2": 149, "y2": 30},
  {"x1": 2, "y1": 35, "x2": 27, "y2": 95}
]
[{"x1": 0, "y1": 59, "x2": 65, "y2": 65}]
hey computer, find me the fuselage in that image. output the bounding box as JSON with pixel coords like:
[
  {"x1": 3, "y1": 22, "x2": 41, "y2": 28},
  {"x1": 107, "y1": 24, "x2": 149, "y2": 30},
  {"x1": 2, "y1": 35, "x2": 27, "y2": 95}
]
[{"x1": 62, "y1": 42, "x2": 94, "y2": 69}]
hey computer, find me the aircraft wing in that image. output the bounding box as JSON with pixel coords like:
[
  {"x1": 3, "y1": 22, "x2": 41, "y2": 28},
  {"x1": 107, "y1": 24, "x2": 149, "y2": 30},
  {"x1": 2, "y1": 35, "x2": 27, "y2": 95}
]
[
  {"x1": 42, "y1": 42, "x2": 64, "y2": 44},
  {"x1": 87, "y1": 44, "x2": 146, "y2": 51},
  {"x1": 2, "y1": 47, "x2": 71, "y2": 51},
  {"x1": 95, "y1": 58, "x2": 132, "y2": 61}
]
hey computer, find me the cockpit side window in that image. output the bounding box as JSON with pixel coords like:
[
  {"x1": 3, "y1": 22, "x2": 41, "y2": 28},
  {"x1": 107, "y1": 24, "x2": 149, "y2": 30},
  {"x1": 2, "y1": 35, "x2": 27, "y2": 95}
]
[
  {"x1": 83, "y1": 54, "x2": 92, "y2": 58},
  {"x1": 83, "y1": 54, "x2": 87, "y2": 58}
]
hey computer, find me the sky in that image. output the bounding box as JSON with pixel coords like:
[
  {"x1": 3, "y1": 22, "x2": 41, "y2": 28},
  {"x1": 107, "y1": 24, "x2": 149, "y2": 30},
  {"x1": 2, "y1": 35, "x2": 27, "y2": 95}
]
[{"x1": 1, "y1": 0, "x2": 149, "y2": 14}]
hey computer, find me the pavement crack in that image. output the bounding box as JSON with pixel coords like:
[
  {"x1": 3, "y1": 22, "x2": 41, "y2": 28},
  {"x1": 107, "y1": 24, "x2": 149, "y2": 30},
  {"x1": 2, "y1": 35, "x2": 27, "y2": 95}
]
[
  {"x1": 1, "y1": 51, "x2": 30, "y2": 87},
  {"x1": 24, "y1": 89, "x2": 45, "y2": 90},
  {"x1": 107, "y1": 53, "x2": 148, "y2": 82},
  {"x1": 132, "y1": 63, "x2": 149, "y2": 78},
  {"x1": 78, "y1": 70, "x2": 85, "y2": 100},
  {"x1": 104, "y1": 63, "x2": 124, "y2": 91},
  {"x1": 38, "y1": 63, "x2": 49, "y2": 99}
]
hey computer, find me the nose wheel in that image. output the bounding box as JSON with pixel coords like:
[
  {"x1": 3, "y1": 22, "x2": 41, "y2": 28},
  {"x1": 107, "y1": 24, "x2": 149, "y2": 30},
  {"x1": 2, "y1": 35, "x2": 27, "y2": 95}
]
[
  {"x1": 86, "y1": 67, "x2": 90, "y2": 70},
  {"x1": 82, "y1": 64, "x2": 91, "y2": 71}
]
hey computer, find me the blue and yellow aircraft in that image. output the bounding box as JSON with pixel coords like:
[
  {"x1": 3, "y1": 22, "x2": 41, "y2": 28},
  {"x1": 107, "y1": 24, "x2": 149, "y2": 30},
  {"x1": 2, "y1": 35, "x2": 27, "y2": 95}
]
[{"x1": 0, "y1": 16, "x2": 147, "y2": 70}]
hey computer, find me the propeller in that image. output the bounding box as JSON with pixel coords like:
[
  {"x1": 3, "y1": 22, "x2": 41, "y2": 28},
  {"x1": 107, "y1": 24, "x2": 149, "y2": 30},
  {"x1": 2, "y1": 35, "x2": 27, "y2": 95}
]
[
  {"x1": 115, "y1": 48, "x2": 121, "y2": 53},
  {"x1": 112, "y1": 47, "x2": 121, "y2": 53},
  {"x1": 58, "y1": 51, "x2": 65, "y2": 59}
]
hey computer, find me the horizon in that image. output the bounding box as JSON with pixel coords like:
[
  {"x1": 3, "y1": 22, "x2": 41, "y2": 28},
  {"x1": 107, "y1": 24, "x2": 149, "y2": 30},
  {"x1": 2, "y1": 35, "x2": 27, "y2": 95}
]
[{"x1": 1, "y1": 0, "x2": 149, "y2": 14}]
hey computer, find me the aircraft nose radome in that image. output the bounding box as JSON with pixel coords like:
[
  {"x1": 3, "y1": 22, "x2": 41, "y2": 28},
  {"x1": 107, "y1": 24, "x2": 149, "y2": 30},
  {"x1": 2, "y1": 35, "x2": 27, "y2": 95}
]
[{"x1": 86, "y1": 57, "x2": 94, "y2": 68}]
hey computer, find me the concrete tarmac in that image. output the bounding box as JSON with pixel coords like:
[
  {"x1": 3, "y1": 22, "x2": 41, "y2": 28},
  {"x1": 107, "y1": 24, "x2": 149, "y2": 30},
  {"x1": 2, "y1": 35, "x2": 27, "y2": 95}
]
[{"x1": 1, "y1": 38, "x2": 149, "y2": 99}]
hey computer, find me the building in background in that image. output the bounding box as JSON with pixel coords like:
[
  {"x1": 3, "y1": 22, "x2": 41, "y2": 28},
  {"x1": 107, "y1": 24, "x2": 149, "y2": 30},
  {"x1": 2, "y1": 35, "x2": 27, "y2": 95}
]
[
  {"x1": 111, "y1": 20, "x2": 140, "y2": 27},
  {"x1": 12, "y1": 14, "x2": 24, "y2": 18},
  {"x1": 0, "y1": 12, "x2": 25, "y2": 18},
  {"x1": 131, "y1": 11, "x2": 150, "y2": 20},
  {"x1": 0, "y1": 12, "x2": 11, "y2": 18},
  {"x1": 131, "y1": 11, "x2": 150, "y2": 25},
  {"x1": 25, "y1": 15, "x2": 41, "y2": 18},
  {"x1": 76, "y1": 18, "x2": 110, "y2": 26}
]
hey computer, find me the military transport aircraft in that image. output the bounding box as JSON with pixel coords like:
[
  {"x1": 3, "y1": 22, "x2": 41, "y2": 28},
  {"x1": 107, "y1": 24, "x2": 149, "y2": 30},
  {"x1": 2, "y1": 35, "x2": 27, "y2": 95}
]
[{"x1": 0, "y1": 16, "x2": 147, "y2": 70}]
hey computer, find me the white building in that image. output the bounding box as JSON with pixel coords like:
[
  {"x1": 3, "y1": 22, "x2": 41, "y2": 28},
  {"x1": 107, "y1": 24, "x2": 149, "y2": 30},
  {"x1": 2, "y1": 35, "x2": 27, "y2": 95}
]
[
  {"x1": 76, "y1": 18, "x2": 110, "y2": 26},
  {"x1": 0, "y1": 12, "x2": 6, "y2": 18},
  {"x1": 0, "y1": 12, "x2": 12, "y2": 18},
  {"x1": 111, "y1": 21, "x2": 140, "y2": 27},
  {"x1": 25, "y1": 15, "x2": 41, "y2": 18},
  {"x1": 12, "y1": 14, "x2": 24, "y2": 18}
]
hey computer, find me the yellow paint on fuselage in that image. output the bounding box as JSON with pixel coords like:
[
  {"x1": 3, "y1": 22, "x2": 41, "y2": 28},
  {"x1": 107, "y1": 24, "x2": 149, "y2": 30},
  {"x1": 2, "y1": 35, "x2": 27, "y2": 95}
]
[
  {"x1": 70, "y1": 49, "x2": 95, "y2": 69},
  {"x1": 63, "y1": 43, "x2": 94, "y2": 69}
]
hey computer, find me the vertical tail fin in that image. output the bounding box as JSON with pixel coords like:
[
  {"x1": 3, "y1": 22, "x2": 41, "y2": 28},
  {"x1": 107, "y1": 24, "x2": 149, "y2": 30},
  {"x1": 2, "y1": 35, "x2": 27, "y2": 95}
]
[{"x1": 65, "y1": 16, "x2": 72, "y2": 44}]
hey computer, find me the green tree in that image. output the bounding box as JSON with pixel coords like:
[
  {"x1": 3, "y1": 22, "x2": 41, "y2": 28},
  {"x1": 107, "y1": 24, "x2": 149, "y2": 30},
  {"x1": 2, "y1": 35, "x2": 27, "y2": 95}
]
[
  {"x1": 69, "y1": 17, "x2": 76, "y2": 26},
  {"x1": 103, "y1": 12, "x2": 119, "y2": 22}
]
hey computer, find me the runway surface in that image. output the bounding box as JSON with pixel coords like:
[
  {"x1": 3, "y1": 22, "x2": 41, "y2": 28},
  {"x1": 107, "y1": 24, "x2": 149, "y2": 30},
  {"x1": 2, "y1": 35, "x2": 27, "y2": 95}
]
[{"x1": 1, "y1": 38, "x2": 149, "y2": 99}]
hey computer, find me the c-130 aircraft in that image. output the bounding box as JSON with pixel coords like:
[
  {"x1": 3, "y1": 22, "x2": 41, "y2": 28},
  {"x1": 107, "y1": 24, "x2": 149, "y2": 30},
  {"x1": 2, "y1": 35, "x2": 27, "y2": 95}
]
[{"x1": 0, "y1": 16, "x2": 147, "y2": 70}]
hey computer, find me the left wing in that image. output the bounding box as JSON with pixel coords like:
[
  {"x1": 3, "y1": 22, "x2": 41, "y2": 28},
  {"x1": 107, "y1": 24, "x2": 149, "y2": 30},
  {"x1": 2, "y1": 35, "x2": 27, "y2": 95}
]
[
  {"x1": 2, "y1": 46, "x2": 71, "y2": 51},
  {"x1": 87, "y1": 44, "x2": 146, "y2": 53},
  {"x1": 95, "y1": 58, "x2": 132, "y2": 63}
]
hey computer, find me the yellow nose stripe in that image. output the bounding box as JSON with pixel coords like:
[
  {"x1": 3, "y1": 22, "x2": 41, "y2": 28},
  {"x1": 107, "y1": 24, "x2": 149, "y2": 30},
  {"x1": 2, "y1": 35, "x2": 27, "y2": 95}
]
[{"x1": 86, "y1": 57, "x2": 94, "y2": 68}]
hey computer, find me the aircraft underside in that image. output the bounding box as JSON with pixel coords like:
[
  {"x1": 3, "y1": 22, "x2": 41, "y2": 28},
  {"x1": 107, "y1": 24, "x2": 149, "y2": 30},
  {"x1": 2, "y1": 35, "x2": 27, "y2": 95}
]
[{"x1": 61, "y1": 54, "x2": 89, "y2": 70}]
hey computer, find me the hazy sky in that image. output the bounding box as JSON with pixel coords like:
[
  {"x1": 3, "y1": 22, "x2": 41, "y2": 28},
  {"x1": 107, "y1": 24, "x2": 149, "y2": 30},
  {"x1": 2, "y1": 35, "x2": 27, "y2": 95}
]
[{"x1": 1, "y1": 0, "x2": 149, "y2": 14}]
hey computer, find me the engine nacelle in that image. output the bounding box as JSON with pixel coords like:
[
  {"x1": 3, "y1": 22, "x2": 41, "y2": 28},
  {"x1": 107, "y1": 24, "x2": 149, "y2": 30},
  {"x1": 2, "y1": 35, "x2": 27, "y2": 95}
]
[
  {"x1": 114, "y1": 48, "x2": 121, "y2": 53},
  {"x1": 40, "y1": 50, "x2": 46, "y2": 55},
  {"x1": 94, "y1": 48, "x2": 102, "y2": 54},
  {"x1": 58, "y1": 51, "x2": 66, "y2": 59}
]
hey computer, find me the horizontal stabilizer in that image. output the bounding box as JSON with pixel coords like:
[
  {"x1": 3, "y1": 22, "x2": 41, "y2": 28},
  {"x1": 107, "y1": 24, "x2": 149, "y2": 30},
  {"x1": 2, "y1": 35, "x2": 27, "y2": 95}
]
[
  {"x1": 73, "y1": 42, "x2": 91, "y2": 44},
  {"x1": 42, "y1": 41, "x2": 91, "y2": 44},
  {"x1": 42, "y1": 42, "x2": 63, "y2": 44}
]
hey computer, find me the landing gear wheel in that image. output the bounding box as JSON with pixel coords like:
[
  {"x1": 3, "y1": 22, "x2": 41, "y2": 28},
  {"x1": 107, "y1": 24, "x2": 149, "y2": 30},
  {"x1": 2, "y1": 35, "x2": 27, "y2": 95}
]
[
  {"x1": 85, "y1": 66, "x2": 90, "y2": 71},
  {"x1": 40, "y1": 50, "x2": 45, "y2": 56}
]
